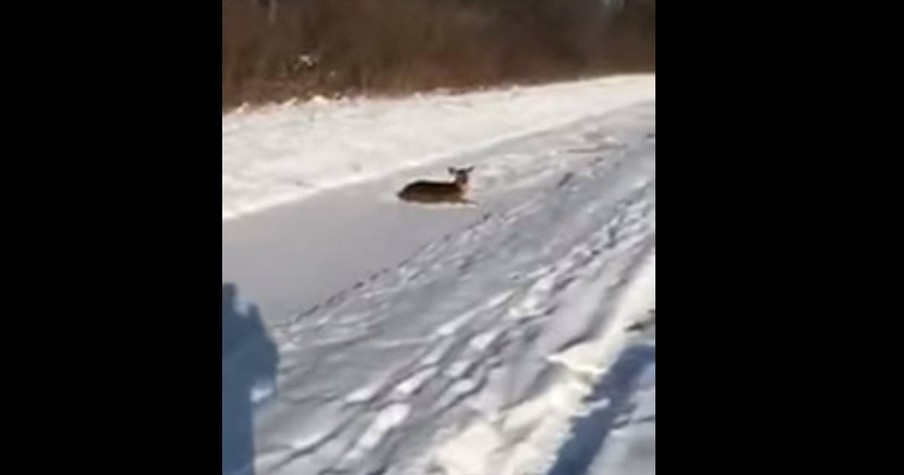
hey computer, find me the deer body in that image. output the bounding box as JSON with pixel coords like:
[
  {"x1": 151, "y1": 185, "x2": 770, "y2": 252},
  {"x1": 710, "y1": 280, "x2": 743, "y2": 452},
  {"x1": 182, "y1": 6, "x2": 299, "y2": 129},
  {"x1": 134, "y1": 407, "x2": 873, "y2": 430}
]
[{"x1": 397, "y1": 166, "x2": 475, "y2": 204}]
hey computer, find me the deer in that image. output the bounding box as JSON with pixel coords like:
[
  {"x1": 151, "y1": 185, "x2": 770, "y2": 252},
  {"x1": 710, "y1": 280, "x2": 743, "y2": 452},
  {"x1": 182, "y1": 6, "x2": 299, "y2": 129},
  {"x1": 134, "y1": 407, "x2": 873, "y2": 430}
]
[{"x1": 397, "y1": 166, "x2": 476, "y2": 205}]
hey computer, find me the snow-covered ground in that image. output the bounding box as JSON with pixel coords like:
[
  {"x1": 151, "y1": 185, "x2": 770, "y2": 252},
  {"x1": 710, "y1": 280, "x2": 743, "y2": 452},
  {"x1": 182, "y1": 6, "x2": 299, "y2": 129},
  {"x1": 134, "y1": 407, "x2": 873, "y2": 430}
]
[
  {"x1": 223, "y1": 75, "x2": 655, "y2": 221},
  {"x1": 222, "y1": 75, "x2": 655, "y2": 475}
]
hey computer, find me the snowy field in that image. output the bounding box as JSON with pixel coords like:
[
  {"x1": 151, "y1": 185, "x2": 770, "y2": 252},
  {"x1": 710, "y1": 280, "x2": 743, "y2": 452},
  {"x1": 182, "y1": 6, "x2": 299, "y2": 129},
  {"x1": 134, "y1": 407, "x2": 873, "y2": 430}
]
[
  {"x1": 222, "y1": 75, "x2": 655, "y2": 475},
  {"x1": 223, "y1": 75, "x2": 655, "y2": 221}
]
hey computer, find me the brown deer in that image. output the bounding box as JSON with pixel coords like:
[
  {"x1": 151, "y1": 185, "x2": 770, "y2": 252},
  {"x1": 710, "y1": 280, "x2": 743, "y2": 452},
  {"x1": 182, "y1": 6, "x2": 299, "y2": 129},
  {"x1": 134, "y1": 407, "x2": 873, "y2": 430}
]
[{"x1": 397, "y1": 166, "x2": 476, "y2": 204}]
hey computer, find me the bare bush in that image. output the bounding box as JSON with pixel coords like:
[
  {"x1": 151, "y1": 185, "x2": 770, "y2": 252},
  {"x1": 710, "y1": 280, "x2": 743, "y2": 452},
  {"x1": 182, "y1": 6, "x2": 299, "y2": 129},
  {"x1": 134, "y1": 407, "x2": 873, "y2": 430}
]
[{"x1": 222, "y1": 0, "x2": 654, "y2": 110}]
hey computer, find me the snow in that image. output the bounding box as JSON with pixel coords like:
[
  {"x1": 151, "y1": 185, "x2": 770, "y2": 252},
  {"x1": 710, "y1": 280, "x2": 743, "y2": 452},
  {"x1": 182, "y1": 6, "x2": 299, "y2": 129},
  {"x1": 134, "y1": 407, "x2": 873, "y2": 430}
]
[
  {"x1": 585, "y1": 363, "x2": 655, "y2": 475},
  {"x1": 222, "y1": 74, "x2": 655, "y2": 221},
  {"x1": 222, "y1": 75, "x2": 655, "y2": 475}
]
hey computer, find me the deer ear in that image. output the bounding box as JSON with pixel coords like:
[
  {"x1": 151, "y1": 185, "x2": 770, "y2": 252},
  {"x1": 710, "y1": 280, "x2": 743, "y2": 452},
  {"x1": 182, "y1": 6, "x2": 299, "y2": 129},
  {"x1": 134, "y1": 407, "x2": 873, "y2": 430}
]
[
  {"x1": 466, "y1": 166, "x2": 475, "y2": 172},
  {"x1": 448, "y1": 167, "x2": 456, "y2": 174}
]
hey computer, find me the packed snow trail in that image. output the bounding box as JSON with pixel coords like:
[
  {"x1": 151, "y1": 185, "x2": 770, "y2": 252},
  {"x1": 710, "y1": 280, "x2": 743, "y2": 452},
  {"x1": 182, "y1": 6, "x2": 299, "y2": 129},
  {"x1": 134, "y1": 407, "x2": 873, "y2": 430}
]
[
  {"x1": 222, "y1": 86, "x2": 656, "y2": 324},
  {"x1": 230, "y1": 104, "x2": 656, "y2": 475}
]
